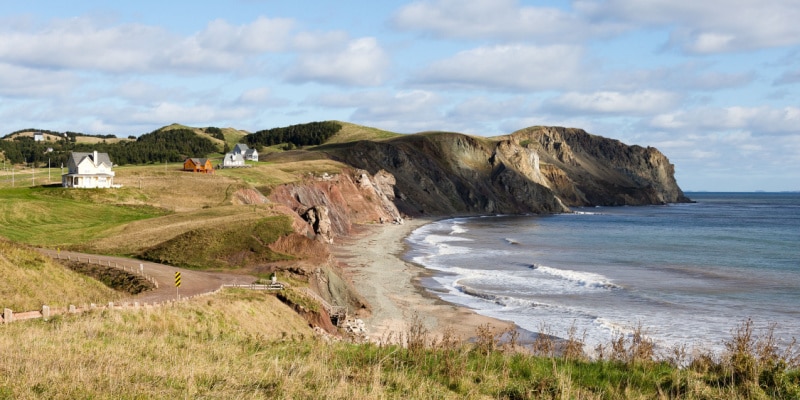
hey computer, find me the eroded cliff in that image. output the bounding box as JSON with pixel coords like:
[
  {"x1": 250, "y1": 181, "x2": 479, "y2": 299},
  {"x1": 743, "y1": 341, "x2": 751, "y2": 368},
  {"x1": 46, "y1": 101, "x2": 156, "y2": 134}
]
[{"x1": 322, "y1": 126, "x2": 689, "y2": 216}]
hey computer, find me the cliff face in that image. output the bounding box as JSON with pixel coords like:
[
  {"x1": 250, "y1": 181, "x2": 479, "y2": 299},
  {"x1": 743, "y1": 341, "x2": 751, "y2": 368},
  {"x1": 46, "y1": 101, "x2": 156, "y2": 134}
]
[
  {"x1": 268, "y1": 169, "x2": 403, "y2": 242},
  {"x1": 508, "y1": 126, "x2": 690, "y2": 206},
  {"x1": 325, "y1": 126, "x2": 689, "y2": 216}
]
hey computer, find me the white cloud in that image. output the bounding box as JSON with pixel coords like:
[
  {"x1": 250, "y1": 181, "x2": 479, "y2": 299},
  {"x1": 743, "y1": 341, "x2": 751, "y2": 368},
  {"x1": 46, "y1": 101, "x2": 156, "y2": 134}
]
[
  {"x1": 0, "y1": 16, "x2": 360, "y2": 75},
  {"x1": 546, "y1": 90, "x2": 682, "y2": 115},
  {"x1": 604, "y1": 64, "x2": 754, "y2": 92},
  {"x1": 582, "y1": 0, "x2": 800, "y2": 53},
  {"x1": 309, "y1": 90, "x2": 448, "y2": 132},
  {"x1": 235, "y1": 87, "x2": 290, "y2": 107},
  {"x1": 411, "y1": 44, "x2": 587, "y2": 91},
  {"x1": 446, "y1": 96, "x2": 529, "y2": 121},
  {"x1": 0, "y1": 63, "x2": 77, "y2": 97},
  {"x1": 286, "y1": 37, "x2": 389, "y2": 86},
  {"x1": 125, "y1": 102, "x2": 253, "y2": 126},
  {"x1": 650, "y1": 106, "x2": 800, "y2": 135},
  {"x1": 0, "y1": 18, "x2": 168, "y2": 72},
  {"x1": 393, "y1": 0, "x2": 625, "y2": 42},
  {"x1": 196, "y1": 17, "x2": 295, "y2": 53}
]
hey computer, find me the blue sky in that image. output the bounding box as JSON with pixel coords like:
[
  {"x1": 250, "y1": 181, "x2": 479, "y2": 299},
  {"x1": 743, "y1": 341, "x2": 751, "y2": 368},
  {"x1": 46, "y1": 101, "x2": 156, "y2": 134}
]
[{"x1": 1, "y1": 0, "x2": 799, "y2": 191}]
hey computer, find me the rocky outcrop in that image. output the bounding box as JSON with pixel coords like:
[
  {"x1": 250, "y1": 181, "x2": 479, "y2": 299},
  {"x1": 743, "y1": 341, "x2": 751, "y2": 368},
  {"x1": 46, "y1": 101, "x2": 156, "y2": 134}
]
[
  {"x1": 268, "y1": 169, "x2": 404, "y2": 242},
  {"x1": 509, "y1": 126, "x2": 690, "y2": 206},
  {"x1": 302, "y1": 206, "x2": 333, "y2": 244}
]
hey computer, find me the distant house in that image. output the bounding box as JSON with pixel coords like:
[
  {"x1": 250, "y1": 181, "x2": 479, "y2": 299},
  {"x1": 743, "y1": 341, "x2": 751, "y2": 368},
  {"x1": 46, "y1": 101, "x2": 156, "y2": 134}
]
[
  {"x1": 222, "y1": 152, "x2": 245, "y2": 168},
  {"x1": 183, "y1": 158, "x2": 213, "y2": 173},
  {"x1": 232, "y1": 143, "x2": 249, "y2": 155},
  {"x1": 62, "y1": 151, "x2": 115, "y2": 188},
  {"x1": 33, "y1": 132, "x2": 44, "y2": 142},
  {"x1": 243, "y1": 148, "x2": 259, "y2": 162}
]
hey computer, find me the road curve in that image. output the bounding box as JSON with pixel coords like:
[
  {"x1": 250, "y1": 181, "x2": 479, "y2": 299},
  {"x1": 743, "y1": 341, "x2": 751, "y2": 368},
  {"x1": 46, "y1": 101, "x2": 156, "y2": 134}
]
[{"x1": 37, "y1": 249, "x2": 256, "y2": 303}]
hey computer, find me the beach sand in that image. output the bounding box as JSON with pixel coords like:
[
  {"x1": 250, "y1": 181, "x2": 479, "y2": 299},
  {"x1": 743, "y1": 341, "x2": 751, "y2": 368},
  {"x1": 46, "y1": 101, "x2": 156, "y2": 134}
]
[{"x1": 333, "y1": 218, "x2": 515, "y2": 343}]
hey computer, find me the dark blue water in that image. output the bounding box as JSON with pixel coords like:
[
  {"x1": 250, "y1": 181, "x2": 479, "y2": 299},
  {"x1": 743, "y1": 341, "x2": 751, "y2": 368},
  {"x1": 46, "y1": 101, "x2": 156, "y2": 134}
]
[{"x1": 405, "y1": 193, "x2": 800, "y2": 353}]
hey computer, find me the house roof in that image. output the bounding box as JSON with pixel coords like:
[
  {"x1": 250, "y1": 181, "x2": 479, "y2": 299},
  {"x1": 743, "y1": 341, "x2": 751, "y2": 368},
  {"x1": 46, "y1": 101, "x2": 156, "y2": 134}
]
[
  {"x1": 187, "y1": 158, "x2": 210, "y2": 165},
  {"x1": 70, "y1": 152, "x2": 112, "y2": 167},
  {"x1": 233, "y1": 143, "x2": 249, "y2": 152},
  {"x1": 244, "y1": 148, "x2": 258, "y2": 156}
]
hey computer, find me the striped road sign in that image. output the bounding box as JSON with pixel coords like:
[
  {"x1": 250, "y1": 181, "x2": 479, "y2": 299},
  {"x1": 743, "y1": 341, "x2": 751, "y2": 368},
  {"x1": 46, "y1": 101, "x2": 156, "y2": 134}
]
[{"x1": 175, "y1": 271, "x2": 181, "y2": 287}]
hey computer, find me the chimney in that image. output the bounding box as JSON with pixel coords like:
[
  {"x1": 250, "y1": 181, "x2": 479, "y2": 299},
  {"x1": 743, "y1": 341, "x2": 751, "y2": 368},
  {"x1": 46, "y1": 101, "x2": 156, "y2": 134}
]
[{"x1": 93, "y1": 150, "x2": 98, "y2": 165}]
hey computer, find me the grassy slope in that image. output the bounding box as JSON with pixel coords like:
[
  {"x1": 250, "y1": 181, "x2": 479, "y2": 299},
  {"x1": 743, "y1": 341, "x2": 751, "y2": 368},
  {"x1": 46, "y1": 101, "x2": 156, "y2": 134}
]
[
  {"x1": 0, "y1": 187, "x2": 166, "y2": 247},
  {"x1": 0, "y1": 239, "x2": 124, "y2": 310},
  {"x1": 325, "y1": 121, "x2": 400, "y2": 144},
  {"x1": 2, "y1": 296, "x2": 796, "y2": 399},
  {"x1": 140, "y1": 215, "x2": 295, "y2": 270}
]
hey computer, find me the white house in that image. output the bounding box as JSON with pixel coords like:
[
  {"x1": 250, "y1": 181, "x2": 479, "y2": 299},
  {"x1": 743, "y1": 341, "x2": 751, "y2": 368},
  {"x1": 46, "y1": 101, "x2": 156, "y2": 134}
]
[
  {"x1": 33, "y1": 132, "x2": 44, "y2": 142},
  {"x1": 232, "y1": 143, "x2": 258, "y2": 162},
  {"x1": 232, "y1": 143, "x2": 249, "y2": 155},
  {"x1": 62, "y1": 151, "x2": 116, "y2": 188},
  {"x1": 243, "y1": 148, "x2": 258, "y2": 162},
  {"x1": 222, "y1": 152, "x2": 245, "y2": 167}
]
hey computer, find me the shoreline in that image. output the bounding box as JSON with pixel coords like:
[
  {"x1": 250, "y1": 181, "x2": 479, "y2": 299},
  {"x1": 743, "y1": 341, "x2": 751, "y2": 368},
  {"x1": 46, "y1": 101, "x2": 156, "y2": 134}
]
[{"x1": 332, "y1": 218, "x2": 517, "y2": 343}]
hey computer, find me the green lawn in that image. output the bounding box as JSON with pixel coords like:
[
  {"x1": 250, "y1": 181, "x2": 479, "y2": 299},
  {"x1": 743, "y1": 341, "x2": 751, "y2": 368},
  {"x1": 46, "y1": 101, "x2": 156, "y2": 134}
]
[{"x1": 0, "y1": 186, "x2": 165, "y2": 247}]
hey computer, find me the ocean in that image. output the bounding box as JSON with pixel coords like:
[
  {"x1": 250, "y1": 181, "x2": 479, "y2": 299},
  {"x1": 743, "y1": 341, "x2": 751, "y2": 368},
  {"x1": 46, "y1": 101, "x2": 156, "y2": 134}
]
[{"x1": 405, "y1": 192, "x2": 800, "y2": 354}]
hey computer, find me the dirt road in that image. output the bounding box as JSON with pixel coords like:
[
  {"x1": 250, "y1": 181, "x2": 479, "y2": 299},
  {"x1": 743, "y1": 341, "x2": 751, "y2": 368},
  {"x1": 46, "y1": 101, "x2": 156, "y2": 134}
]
[{"x1": 38, "y1": 249, "x2": 256, "y2": 303}]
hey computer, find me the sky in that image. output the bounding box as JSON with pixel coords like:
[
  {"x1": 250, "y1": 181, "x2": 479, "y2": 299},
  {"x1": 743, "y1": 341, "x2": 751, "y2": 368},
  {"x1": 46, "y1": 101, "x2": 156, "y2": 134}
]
[{"x1": 1, "y1": 1, "x2": 799, "y2": 191}]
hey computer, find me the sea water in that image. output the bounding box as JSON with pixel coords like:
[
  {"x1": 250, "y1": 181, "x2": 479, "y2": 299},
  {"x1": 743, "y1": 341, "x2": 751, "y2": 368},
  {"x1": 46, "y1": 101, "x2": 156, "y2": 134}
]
[{"x1": 405, "y1": 193, "x2": 800, "y2": 354}]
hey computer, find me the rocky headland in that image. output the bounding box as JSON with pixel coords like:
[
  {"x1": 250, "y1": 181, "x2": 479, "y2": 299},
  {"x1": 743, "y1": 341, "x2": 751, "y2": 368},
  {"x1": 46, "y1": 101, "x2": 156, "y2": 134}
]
[{"x1": 257, "y1": 125, "x2": 691, "y2": 340}]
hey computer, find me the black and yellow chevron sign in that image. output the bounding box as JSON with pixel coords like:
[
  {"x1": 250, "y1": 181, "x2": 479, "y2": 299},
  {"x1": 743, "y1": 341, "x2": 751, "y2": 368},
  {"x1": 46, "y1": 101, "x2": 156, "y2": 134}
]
[{"x1": 175, "y1": 271, "x2": 181, "y2": 287}]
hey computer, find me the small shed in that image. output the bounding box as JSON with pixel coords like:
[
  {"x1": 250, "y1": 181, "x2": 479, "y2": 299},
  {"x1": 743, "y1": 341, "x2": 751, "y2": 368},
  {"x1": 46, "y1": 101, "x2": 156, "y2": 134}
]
[{"x1": 183, "y1": 158, "x2": 214, "y2": 173}]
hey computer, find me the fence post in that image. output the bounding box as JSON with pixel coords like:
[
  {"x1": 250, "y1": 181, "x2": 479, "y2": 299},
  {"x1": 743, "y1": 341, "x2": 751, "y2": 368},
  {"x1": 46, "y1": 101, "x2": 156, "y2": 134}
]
[
  {"x1": 69, "y1": 305, "x2": 76, "y2": 313},
  {"x1": 42, "y1": 305, "x2": 50, "y2": 321},
  {"x1": 3, "y1": 308, "x2": 12, "y2": 323}
]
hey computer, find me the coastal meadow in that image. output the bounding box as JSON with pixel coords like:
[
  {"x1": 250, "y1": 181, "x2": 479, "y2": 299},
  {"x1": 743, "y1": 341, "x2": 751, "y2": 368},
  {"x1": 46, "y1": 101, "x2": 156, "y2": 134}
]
[{"x1": 1, "y1": 291, "x2": 797, "y2": 399}]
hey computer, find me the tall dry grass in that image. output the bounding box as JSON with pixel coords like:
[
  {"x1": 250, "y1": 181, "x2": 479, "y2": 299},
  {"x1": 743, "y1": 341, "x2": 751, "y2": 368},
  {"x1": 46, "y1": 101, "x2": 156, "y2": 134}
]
[
  {"x1": 0, "y1": 239, "x2": 123, "y2": 311},
  {"x1": 1, "y1": 289, "x2": 798, "y2": 399}
]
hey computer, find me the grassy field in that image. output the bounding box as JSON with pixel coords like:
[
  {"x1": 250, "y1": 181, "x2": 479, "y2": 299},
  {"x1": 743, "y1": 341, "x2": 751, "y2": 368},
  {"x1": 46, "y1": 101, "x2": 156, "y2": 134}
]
[
  {"x1": 1, "y1": 290, "x2": 797, "y2": 399},
  {"x1": 0, "y1": 186, "x2": 166, "y2": 247}
]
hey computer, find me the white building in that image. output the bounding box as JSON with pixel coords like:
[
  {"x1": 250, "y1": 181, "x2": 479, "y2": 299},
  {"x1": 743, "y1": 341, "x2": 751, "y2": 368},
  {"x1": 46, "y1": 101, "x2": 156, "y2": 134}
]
[
  {"x1": 244, "y1": 148, "x2": 259, "y2": 162},
  {"x1": 232, "y1": 143, "x2": 259, "y2": 162},
  {"x1": 62, "y1": 151, "x2": 116, "y2": 188},
  {"x1": 222, "y1": 152, "x2": 245, "y2": 167}
]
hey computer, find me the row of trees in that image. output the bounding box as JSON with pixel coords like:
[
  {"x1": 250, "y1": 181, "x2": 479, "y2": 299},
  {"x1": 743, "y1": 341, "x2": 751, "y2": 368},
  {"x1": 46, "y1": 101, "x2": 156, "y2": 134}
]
[
  {"x1": 0, "y1": 128, "x2": 218, "y2": 166},
  {"x1": 244, "y1": 121, "x2": 342, "y2": 148}
]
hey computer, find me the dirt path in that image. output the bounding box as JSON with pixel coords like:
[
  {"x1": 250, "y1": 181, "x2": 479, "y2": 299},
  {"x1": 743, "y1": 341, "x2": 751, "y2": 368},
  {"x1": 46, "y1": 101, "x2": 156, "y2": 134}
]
[{"x1": 38, "y1": 249, "x2": 256, "y2": 303}]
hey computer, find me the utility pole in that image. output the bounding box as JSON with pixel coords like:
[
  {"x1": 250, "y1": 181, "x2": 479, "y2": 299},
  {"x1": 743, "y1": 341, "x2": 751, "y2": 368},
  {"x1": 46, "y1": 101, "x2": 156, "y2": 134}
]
[
  {"x1": 48, "y1": 157, "x2": 51, "y2": 182},
  {"x1": 32, "y1": 163, "x2": 35, "y2": 186}
]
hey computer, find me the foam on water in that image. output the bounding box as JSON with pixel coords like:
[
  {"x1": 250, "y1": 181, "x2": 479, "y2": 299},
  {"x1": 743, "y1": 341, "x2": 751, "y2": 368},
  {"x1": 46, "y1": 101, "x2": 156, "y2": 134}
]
[{"x1": 533, "y1": 264, "x2": 621, "y2": 290}]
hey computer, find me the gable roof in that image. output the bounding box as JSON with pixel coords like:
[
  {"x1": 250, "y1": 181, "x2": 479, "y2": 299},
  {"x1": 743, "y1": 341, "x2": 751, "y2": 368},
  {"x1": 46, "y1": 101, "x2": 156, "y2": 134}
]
[
  {"x1": 233, "y1": 143, "x2": 249, "y2": 152},
  {"x1": 70, "y1": 151, "x2": 112, "y2": 167},
  {"x1": 186, "y1": 157, "x2": 210, "y2": 165},
  {"x1": 244, "y1": 148, "x2": 258, "y2": 156}
]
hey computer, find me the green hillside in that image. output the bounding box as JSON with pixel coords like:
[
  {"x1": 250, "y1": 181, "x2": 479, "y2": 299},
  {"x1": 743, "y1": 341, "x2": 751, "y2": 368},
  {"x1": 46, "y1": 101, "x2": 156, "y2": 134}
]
[{"x1": 0, "y1": 239, "x2": 124, "y2": 310}]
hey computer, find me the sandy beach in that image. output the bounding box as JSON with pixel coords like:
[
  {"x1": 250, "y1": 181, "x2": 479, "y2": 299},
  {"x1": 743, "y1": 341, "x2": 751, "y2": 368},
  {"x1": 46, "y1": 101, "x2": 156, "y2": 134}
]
[{"x1": 333, "y1": 218, "x2": 515, "y2": 343}]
